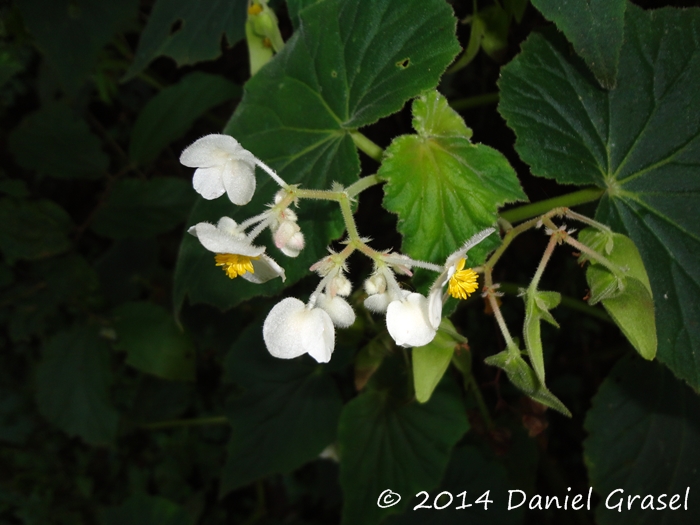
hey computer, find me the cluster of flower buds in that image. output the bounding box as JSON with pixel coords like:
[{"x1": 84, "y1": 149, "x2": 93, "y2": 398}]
[{"x1": 180, "y1": 133, "x2": 496, "y2": 364}]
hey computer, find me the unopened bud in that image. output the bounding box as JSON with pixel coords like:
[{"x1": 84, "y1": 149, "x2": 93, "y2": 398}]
[{"x1": 364, "y1": 274, "x2": 386, "y2": 295}]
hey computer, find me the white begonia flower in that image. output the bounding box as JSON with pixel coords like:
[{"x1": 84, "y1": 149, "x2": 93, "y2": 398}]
[
  {"x1": 427, "y1": 227, "x2": 496, "y2": 329},
  {"x1": 180, "y1": 134, "x2": 259, "y2": 205},
  {"x1": 386, "y1": 292, "x2": 436, "y2": 347},
  {"x1": 189, "y1": 216, "x2": 285, "y2": 283},
  {"x1": 316, "y1": 294, "x2": 355, "y2": 328},
  {"x1": 263, "y1": 297, "x2": 335, "y2": 363},
  {"x1": 361, "y1": 266, "x2": 434, "y2": 346}
]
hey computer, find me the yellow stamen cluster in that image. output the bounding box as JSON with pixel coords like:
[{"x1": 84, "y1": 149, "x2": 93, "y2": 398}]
[
  {"x1": 447, "y1": 259, "x2": 479, "y2": 300},
  {"x1": 215, "y1": 254, "x2": 259, "y2": 279}
]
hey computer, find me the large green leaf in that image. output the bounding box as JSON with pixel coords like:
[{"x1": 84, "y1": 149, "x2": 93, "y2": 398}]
[
  {"x1": 584, "y1": 357, "x2": 700, "y2": 524},
  {"x1": 338, "y1": 376, "x2": 468, "y2": 525},
  {"x1": 17, "y1": 0, "x2": 138, "y2": 93},
  {"x1": 0, "y1": 198, "x2": 72, "y2": 263},
  {"x1": 531, "y1": 0, "x2": 626, "y2": 89},
  {"x1": 174, "y1": 0, "x2": 460, "y2": 311},
  {"x1": 498, "y1": 5, "x2": 700, "y2": 389},
  {"x1": 387, "y1": 446, "x2": 524, "y2": 525},
  {"x1": 129, "y1": 72, "x2": 241, "y2": 165},
  {"x1": 379, "y1": 90, "x2": 525, "y2": 265},
  {"x1": 112, "y1": 302, "x2": 196, "y2": 382},
  {"x1": 221, "y1": 320, "x2": 342, "y2": 495},
  {"x1": 123, "y1": 0, "x2": 248, "y2": 80},
  {"x1": 91, "y1": 178, "x2": 194, "y2": 239},
  {"x1": 8, "y1": 103, "x2": 109, "y2": 180},
  {"x1": 35, "y1": 325, "x2": 119, "y2": 445}
]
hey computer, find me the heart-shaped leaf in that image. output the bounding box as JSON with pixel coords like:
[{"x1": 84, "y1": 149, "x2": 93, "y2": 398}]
[
  {"x1": 531, "y1": 0, "x2": 626, "y2": 88},
  {"x1": 174, "y1": 0, "x2": 460, "y2": 311},
  {"x1": 584, "y1": 356, "x2": 700, "y2": 524},
  {"x1": 221, "y1": 320, "x2": 342, "y2": 495},
  {"x1": 498, "y1": 4, "x2": 700, "y2": 389}
]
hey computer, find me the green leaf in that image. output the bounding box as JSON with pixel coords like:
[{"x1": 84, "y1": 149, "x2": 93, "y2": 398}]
[
  {"x1": 0, "y1": 178, "x2": 29, "y2": 198},
  {"x1": 387, "y1": 446, "x2": 524, "y2": 525},
  {"x1": 584, "y1": 357, "x2": 700, "y2": 524},
  {"x1": 91, "y1": 178, "x2": 194, "y2": 239},
  {"x1": 17, "y1": 0, "x2": 139, "y2": 93},
  {"x1": 0, "y1": 198, "x2": 72, "y2": 263},
  {"x1": 123, "y1": 0, "x2": 248, "y2": 80},
  {"x1": 113, "y1": 302, "x2": 195, "y2": 382},
  {"x1": 485, "y1": 346, "x2": 571, "y2": 416},
  {"x1": 338, "y1": 375, "x2": 468, "y2": 525},
  {"x1": 522, "y1": 289, "x2": 560, "y2": 383},
  {"x1": 101, "y1": 493, "x2": 194, "y2": 525},
  {"x1": 413, "y1": 320, "x2": 458, "y2": 403},
  {"x1": 8, "y1": 103, "x2": 108, "y2": 179},
  {"x1": 531, "y1": 0, "x2": 625, "y2": 89},
  {"x1": 379, "y1": 90, "x2": 525, "y2": 265},
  {"x1": 175, "y1": 0, "x2": 460, "y2": 311},
  {"x1": 498, "y1": 5, "x2": 700, "y2": 389},
  {"x1": 221, "y1": 320, "x2": 342, "y2": 495},
  {"x1": 35, "y1": 325, "x2": 119, "y2": 445},
  {"x1": 94, "y1": 239, "x2": 158, "y2": 305},
  {"x1": 6, "y1": 253, "x2": 98, "y2": 342},
  {"x1": 129, "y1": 72, "x2": 241, "y2": 165},
  {"x1": 287, "y1": 0, "x2": 322, "y2": 30}
]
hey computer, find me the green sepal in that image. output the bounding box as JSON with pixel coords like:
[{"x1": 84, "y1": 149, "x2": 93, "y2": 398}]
[
  {"x1": 522, "y1": 289, "x2": 561, "y2": 383},
  {"x1": 579, "y1": 228, "x2": 652, "y2": 298},
  {"x1": 412, "y1": 319, "x2": 459, "y2": 403},
  {"x1": 578, "y1": 228, "x2": 656, "y2": 360},
  {"x1": 484, "y1": 345, "x2": 571, "y2": 417}
]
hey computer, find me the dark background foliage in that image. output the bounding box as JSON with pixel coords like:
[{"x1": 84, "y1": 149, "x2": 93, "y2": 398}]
[{"x1": 1, "y1": 1, "x2": 698, "y2": 524}]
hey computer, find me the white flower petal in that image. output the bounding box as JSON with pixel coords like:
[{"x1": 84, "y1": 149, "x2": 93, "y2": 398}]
[
  {"x1": 192, "y1": 166, "x2": 226, "y2": 200},
  {"x1": 223, "y1": 158, "x2": 256, "y2": 205},
  {"x1": 364, "y1": 292, "x2": 391, "y2": 313},
  {"x1": 386, "y1": 293, "x2": 436, "y2": 347},
  {"x1": 262, "y1": 298, "x2": 334, "y2": 362},
  {"x1": 427, "y1": 281, "x2": 444, "y2": 330},
  {"x1": 317, "y1": 294, "x2": 355, "y2": 328},
  {"x1": 263, "y1": 298, "x2": 310, "y2": 359},
  {"x1": 273, "y1": 221, "x2": 299, "y2": 249},
  {"x1": 242, "y1": 254, "x2": 286, "y2": 283},
  {"x1": 302, "y1": 309, "x2": 335, "y2": 363},
  {"x1": 189, "y1": 222, "x2": 264, "y2": 256},
  {"x1": 180, "y1": 134, "x2": 257, "y2": 167},
  {"x1": 216, "y1": 216, "x2": 245, "y2": 238}
]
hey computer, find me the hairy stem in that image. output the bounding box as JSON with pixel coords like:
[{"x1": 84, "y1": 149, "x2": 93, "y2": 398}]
[
  {"x1": 498, "y1": 282, "x2": 613, "y2": 323},
  {"x1": 450, "y1": 92, "x2": 499, "y2": 111},
  {"x1": 350, "y1": 131, "x2": 384, "y2": 162},
  {"x1": 484, "y1": 269, "x2": 516, "y2": 349},
  {"x1": 529, "y1": 234, "x2": 558, "y2": 292},
  {"x1": 500, "y1": 187, "x2": 604, "y2": 224},
  {"x1": 346, "y1": 174, "x2": 382, "y2": 198}
]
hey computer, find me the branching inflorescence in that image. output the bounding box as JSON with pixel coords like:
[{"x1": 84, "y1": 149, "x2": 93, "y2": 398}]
[{"x1": 180, "y1": 134, "x2": 494, "y2": 363}]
